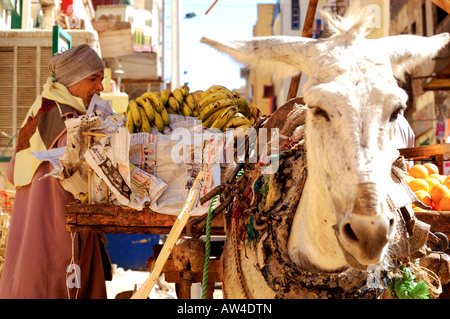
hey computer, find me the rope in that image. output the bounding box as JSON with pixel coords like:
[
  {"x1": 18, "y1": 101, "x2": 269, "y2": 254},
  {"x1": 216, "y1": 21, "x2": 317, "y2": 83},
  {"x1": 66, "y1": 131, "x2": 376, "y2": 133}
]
[
  {"x1": 201, "y1": 194, "x2": 219, "y2": 299},
  {"x1": 201, "y1": 168, "x2": 244, "y2": 299}
]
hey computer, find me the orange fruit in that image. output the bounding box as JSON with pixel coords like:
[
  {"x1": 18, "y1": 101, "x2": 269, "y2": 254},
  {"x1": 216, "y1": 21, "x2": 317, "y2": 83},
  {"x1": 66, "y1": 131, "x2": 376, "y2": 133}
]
[
  {"x1": 408, "y1": 164, "x2": 429, "y2": 179},
  {"x1": 444, "y1": 178, "x2": 450, "y2": 189},
  {"x1": 432, "y1": 201, "x2": 440, "y2": 211},
  {"x1": 415, "y1": 190, "x2": 432, "y2": 207},
  {"x1": 425, "y1": 177, "x2": 441, "y2": 189},
  {"x1": 404, "y1": 175, "x2": 415, "y2": 184},
  {"x1": 439, "y1": 194, "x2": 450, "y2": 211},
  {"x1": 424, "y1": 163, "x2": 440, "y2": 176},
  {"x1": 430, "y1": 174, "x2": 446, "y2": 184},
  {"x1": 430, "y1": 184, "x2": 450, "y2": 206},
  {"x1": 407, "y1": 178, "x2": 430, "y2": 193}
]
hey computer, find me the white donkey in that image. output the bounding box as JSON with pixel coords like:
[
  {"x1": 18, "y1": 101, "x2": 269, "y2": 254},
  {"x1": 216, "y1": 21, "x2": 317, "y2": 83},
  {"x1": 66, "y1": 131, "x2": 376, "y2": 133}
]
[{"x1": 201, "y1": 10, "x2": 450, "y2": 298}]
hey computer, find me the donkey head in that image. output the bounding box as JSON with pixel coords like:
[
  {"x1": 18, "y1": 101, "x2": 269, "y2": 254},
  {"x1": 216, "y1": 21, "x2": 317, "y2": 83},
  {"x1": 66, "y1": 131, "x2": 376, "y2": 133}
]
[{"x1": 201, "y1": 10, "x2": 450, "y2": 270}]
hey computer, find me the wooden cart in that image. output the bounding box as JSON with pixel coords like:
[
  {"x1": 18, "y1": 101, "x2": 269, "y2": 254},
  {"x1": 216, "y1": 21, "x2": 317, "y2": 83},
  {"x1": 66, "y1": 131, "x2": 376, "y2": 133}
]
[{"x1": 66, "y1": 202, "x2": 225, "y2": 299}]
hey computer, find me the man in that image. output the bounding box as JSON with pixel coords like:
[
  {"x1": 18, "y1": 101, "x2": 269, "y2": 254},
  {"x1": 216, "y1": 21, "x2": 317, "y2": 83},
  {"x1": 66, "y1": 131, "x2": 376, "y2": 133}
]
[{"x1": 0, "y1": 44, "x2": 109, "y2": 299}]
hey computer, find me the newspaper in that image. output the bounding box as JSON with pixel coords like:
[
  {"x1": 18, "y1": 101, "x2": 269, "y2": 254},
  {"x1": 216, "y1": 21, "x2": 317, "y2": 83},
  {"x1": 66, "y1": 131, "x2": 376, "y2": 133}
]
[
  {"x1": 32, "y1": 96, "x2": 225, "y2": 215},
  {"x1": 82, "y1": 124, "x2": 167, "y2": 211},
  {"x1": 128, "y1": 117, "x2": 222, "y2": 216}
]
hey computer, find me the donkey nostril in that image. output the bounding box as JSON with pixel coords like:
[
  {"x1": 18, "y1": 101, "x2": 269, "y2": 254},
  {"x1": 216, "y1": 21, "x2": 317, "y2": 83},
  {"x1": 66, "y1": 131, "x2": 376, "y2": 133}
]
[{"x1": 344, "y1": 223, "x2": 359, "y2": 242}]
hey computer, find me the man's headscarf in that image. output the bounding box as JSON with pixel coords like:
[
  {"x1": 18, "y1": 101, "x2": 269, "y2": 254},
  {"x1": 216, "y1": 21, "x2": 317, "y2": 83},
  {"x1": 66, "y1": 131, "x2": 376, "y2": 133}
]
[{"x1": 48, "y1": 44, "x2": 105, "y2": 87}]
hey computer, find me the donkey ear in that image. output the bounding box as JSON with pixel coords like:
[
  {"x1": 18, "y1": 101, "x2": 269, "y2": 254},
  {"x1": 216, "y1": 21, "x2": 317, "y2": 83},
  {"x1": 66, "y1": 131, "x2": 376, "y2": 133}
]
[
  {"x1": 200, "y1": 36, "x2": 316, "y2": 79},
  {"x1": 374, "y1": 33, "x2": 450, "y2": 80}
]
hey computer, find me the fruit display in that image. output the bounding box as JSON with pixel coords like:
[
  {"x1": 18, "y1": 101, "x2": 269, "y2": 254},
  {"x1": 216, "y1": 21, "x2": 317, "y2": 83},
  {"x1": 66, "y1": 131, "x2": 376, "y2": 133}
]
[
  {"x1": 125, "y1": 84, "x2": 262, "y2": 134},
  {"x1": 405, "y1": 163, "x2": 450, "y2": 211}
]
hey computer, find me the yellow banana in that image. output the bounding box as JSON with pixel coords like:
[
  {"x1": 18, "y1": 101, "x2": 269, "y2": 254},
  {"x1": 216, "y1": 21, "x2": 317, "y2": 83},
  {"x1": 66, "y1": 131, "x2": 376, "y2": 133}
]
[
  {"x1": 139, "y1": 107, "x2": 151, "y2": 133},
  {"x1": 126, "y1": 109, "x2": 135, "y2": 133},
  {"x1": 232, "y1": 90, "x2": 241, "y2": 100},
  {"x1": 210, "y1": 106, "x2": 238, "y2": 131},
  {"x1": 199, "y1": 85, "x2": 232, "y2": 102},
  {"x1": 181, "y1": 102, "x2": 193, "y2": 117},
  {"x1": 201, "y1": 107, "x2": 226, "y2": 128},
  {"x1": 234, "y1": 123, "x2": 252, "y2": 133},
  {"x1": 222, "y1": 112, "x2": 251, "y2": 130},
  {"x1": 198, "y1": 98, "x2": 235, "y2": 121},
  {"x1": 79, "y1": 192, "x2": 89, "y2": 204},
  {"x1": 136, "y1": 97, "x2": 155, "y2": 122},
  {"x1": 180, "y1": 84, "x2": 190, "y2": 96},
  {"x1": 168, "y1": 96, "x2": 180, "y2": 113},
  {"x1": 128, "y1": 100, "x2": 142, "y2": 128},
  {"x1": 161, "y1": 88, "x2": 171, "y2": 105},
  {"x1": 160, "y1": 105, "x2": 170, "y2": 125},
  {"x1": 192, "y1": 90, "x2": 203, "y2": 104},
  {"x1": 199, "y1": 92, "x2": 233, "y2": 112},
  {"x1": 153, "y1": 111, "x2": 165, "y2": 132},
  {"x1": 172, "y1": 88, "x2": 184, "y2": 104},
  {"x1": 167, "y1": 106, "x2": 178, "y2": 115},
  {"x1": 185, "y1": 93, "x2": 196, "y2": 110},
  {"x1": 142, "y1": 91, "x2": 164, "y2": 113}
]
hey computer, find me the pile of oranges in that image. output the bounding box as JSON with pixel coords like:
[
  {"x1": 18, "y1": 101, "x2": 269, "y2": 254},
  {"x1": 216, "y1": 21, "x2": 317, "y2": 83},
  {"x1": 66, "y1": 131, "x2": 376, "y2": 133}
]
[{"x1": 405, "y1": 163, "x2": 450, "y2": 211}]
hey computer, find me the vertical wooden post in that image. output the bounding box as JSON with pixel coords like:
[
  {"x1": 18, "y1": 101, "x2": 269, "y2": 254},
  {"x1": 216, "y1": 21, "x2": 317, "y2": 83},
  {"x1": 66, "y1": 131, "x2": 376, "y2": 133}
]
[{"x1": 286, "y1": 0, "x2": 319, "y2": 101}]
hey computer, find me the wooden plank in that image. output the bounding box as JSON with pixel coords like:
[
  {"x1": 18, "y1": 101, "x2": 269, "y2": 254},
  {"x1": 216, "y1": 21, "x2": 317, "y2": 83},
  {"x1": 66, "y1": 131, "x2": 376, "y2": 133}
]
[
  {"x1": 398, "y1": 143, "x2": 450, "y2": 161},
  {"x1": 414, "y1": 211, "x2": 450, "y2": 233},
  {"x1": 65, "y1": 203, "x2": 225, "y2": 235}
]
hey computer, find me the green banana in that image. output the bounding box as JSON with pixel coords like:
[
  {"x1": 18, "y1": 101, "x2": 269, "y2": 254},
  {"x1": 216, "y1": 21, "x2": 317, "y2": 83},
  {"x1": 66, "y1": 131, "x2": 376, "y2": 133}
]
[
  {"x1": 222, "y1": 112, "x2": 251, "y2": 130},
  {"x1": 181, "y1": 101, "x2": 192, "y2": 116},
  {"x1": 142, "y1": 91, "x2": 164, "y2": 113},
  {"x1": 248, "y1": 101, "x2": 262, "y2": 118},
  {"x1": 210, "y1": 106, "x2": 238, "y2": 131},
  {"x1": 198, "y1": 98, "x2": 235, "y2": 121},
  {"x1": 136, "y1": 97, "x2": 155, "y2": 122},
  {"x1": 128, "y1": 100, "x2": 142, "y2": 128},
  {"x1": 161, "y1": 89, "x2": 171, "y2": 105},
  {"x1": 199, "y1": 92, "x2": 233, "y2": 112},
  {"x1": 139, "y1": 107, "x2": 151, "y2": 133},
  {"x1": 185, "y1": 93, "x2": 196, "y2": 110},
  {"x1": 180, "y1": 84, "x2": 190, "y2": 96},
  {"x1": 168, "y1": 96, "x2": 180, "y2": 113},
  {"x1": 126, "y1": 109, "x2": 135, "y2": 134},
  {"x1": 172, "y1": 89, "x2": 184, "y2": 104},
  {"x1": 234, "y1": 98, "x2": 253, "y2": 118},
  {"x1": 153, "y1": 111, "x2": 165, "y2": 132},
  {"x1": 160, "y1": 105, "x2": 170, "y2": 125}
]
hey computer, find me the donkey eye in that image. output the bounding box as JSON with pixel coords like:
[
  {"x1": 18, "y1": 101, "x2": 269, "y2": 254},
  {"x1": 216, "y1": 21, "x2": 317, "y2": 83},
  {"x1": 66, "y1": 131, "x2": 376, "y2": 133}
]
[
  {"x1": 389, "y1": 104, "x2": 405, "y2": 122},
  {"x1": 310, "y1": 106, "x2": 330, "y2": 122}
]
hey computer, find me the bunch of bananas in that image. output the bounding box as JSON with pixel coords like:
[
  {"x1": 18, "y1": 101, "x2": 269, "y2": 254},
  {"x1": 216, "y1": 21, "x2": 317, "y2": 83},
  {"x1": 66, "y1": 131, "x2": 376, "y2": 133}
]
[
  {"x1": 162, "y1": 84, "x2": 203, "y2": 118},
  {"x1": 125, "y1": 84, "x2": 262, "y2": 134},
  {"x1": 125, "y1": 91, "x2": 170, "y2": 133},
  {"x1": 195, "y1": 85, "x2": 261, "y2": 132}
]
